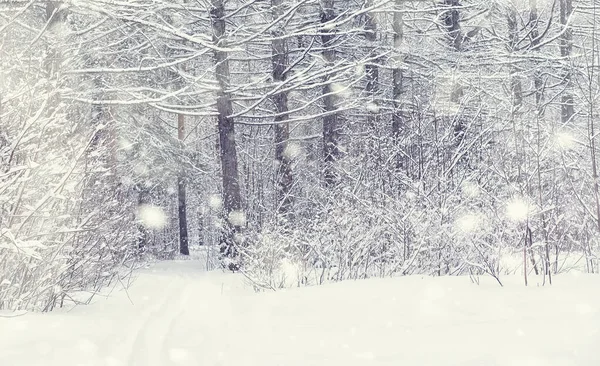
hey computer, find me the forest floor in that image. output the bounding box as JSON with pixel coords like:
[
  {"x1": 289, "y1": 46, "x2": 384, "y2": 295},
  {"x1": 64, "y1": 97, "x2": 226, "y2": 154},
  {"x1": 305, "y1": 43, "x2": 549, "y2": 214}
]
[{"x1": 1, "y1": 254, "x2": 599, "y2": 366}]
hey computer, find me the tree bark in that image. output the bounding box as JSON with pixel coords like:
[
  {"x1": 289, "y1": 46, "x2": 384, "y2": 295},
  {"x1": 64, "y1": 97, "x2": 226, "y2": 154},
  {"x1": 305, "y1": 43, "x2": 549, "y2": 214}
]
[
  {"x1": 443, "y1": 0, "x2": 462, "y2": 52},
  {"x1": 507, "y1": 10, "x2": 523, "y2": 109},
  {"x1": 177, "y1": 113, "x2": 190, "y2": 255},
  {"x1": 364, "y1": 1, "x2": 379, "y2": 113},
  {"x1": 210, "y1": 0, "x2": 243, "y2": 263},
  {"x1": 271, "y1": 0, "x2": 293, "y2": 219},
  {"x1": 559, "y1": 0, "x2": 574, "y2": 124},
  {"x1": 529, "y1": 0, "x2": 551, "y2": 283},
  {"x1": 392, "y1": 0, "x2": 405, "y2": 173},
  {"x1": 45, "y1": 2, "x2": 62, "y2": 118},
  {"x1": 364, "y1": 0, "x2": 380, "y2": 170},
  {"x1": 529, "y1": 0, "x2": 544, "y2": 109},
  {"x1": 321, "y1": 0, "x2": 340, "y2": 188},
  {"x1": 442, "y1": 0, "x2": 465, "y2": 144}
]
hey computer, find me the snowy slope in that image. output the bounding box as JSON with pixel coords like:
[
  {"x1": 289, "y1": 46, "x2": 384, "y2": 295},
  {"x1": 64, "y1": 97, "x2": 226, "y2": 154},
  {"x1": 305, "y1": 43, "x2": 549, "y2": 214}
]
[{"x1": 1, "y1": 259, "x2": 599, "y2": 366}]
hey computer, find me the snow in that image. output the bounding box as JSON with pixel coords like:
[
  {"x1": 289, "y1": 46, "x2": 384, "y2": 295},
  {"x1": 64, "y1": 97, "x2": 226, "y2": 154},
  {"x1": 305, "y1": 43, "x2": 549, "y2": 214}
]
[
  {"x1": 283, "y1": 143, "x2": 302, "y2": 160},
  {"x1": 136, "y1": 204, "x2": 168, "y2": 230},
  {"x1": 506, "y1": 197, "x2": 531, "y2": 222},
  {"x1": 366, "y1": 102, "x2": 380, "y2": 113},
  {"x1": 118, "y1": 138, "x2": 134, "y2": 152},
  {"x1": 455, "y1": 213, "x2": 481, "y2": 233},
  {"x1": 461, "y1": 180, "x2": 480, "y2": 198},
  {"x1": 330, "y1": 83, "x2": 352, "y2": 98},
  {"x1": 227, "y1": 210, "x2": 247, "y2": 227},
  {"x1": 555, "y1": 131, "x2": 576, "y2": 150},
  {"x1": 207, "y1": 194, "x2": 223, "y2": 210},
  {"x1": 1, "y1": 258, "x2": 599, "y2": 366}
]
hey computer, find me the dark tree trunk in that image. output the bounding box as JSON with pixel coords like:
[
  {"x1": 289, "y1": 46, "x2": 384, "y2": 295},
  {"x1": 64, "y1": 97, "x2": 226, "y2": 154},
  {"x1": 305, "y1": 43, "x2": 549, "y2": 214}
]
[
  {"x1": 559, "y1": 0, "x2": 574, "y2": 123},
  {"x1": 529, "y1": 0, "x2": 544, "y2": 110},
  {"x1": 442, "y1": 0, "x2": 462, "y2": 52},
  {"x1": 272, "y1": 0, "x2": 293, "y2": 219},
  {"x1": 136, "y1": 185, "x2": 150, "y2": 250},
  {"x1": 210, "y1": 0, "x2": 243, "y2": 264},
  {"x1": 364, "y1": 1, "x2": 380, "y2": 135},
  {"x1": 321, "y1": 0, "x2": 340, "y2": 188},
  {"x1": 442, "y1": 0, "x2": 465, "y2": 144},
  {"x1": 507, "y1": 10, "x2": 523, "y2": 109},
  {"x1": 364, "y1": 2, "x2": 379, "y2": 107},
  {"x1": 177, "y1": 114, "x2": 189, "y2": 255},
  {"x1": 391, "y1": 0, "x2": 404, "y2": 173},
  {"x1": 440, "y1": 0, "x2": 477, "y2": 171},
  {"x1": 44, "y1": 2, "x2": 62, "y2": 119}
]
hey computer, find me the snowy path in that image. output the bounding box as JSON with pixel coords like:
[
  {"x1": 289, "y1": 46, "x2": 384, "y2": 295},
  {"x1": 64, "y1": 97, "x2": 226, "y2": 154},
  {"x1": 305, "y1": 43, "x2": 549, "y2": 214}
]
[{"x1": 1, "y1": 260, "x2": 600, "y2": 366}]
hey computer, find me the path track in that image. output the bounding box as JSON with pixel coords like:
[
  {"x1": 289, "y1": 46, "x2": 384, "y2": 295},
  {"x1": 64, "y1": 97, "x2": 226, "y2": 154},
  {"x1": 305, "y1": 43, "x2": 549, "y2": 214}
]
[{"x1": 1, "y1": 260, "x2": 599, "y2": 366}]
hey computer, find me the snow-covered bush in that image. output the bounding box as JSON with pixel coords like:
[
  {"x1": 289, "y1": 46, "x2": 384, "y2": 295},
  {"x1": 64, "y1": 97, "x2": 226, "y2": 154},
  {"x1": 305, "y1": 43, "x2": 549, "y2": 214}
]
[
  {"x1": 0, "y1": 5, "x2": 138, "y2": 311},
  {"x1": 0, "y1": 101, "x2": 138, "y2": 310},
  {"x1": 241, "y1": 190, "x2": 427, "y2": 289},
  {"x1": 241, "y1": 174, "x2": 591, "y2": 289}
]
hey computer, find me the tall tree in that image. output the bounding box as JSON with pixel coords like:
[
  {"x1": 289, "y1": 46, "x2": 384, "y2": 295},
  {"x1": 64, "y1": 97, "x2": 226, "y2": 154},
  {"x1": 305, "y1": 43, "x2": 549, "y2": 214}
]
[
  {"x1": 271, "y1": 0, "x2": 294, "y2": 219},
  {"x1": 364, "y1": 1, "x2": 380, "y2": 121},
  {"x1": 178, "y1": 113, "x2": 190, "y2": 255},
  {"x1": 321, "y1": 0, "x2": 340, "y2": 188},
  {"x1": 210, "y1": 0, "x2": 243, "y2": 263},
  {"x1": 559, "y1": 0, "x2": 574, "y2": 124},
  {"x1": 392, "y1": 0, "x2": 405, "y2": 174}
]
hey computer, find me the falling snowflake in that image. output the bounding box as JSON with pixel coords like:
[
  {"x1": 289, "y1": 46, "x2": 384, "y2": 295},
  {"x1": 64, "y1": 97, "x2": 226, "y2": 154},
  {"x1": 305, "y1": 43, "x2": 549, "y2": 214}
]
[
  {"x1": 208, "y1": 194, "x2": 223, "y2": 210},
  {"x1": 366, "y1": 102, "x2": 380, "y2": 113},
  {"x1": 355, "y1": 63, "x2": 366, "y2": 77},
  {"x1": 133, "y1": 163, "x2": 149, "y2": 177},
  {"x1": 137, "y1": 204, "x2": 168, "y2": 229},
  {"x1": 330, "y1": 83, "x2": 351, "y2": 98},
  {"x1": 228, "y1": 210, "x2": 247, "y2": 227},
  {"x1": 555, "y1": 131, "x2": 575, "y2": 150},
  {"x1": 461, "y1": 180, "x2": 480, "y2": 198},
  {"x1": 455, "y1": 213, "x2": 480, "y2": 233},
  {"x1": 506, "y1": 198, "x2": 530, "y2": 222},
  {"x1": 118, "y1": 137, "x2": 134, "y2": 151},
  {"x1": 283, "y1": 143, "x2": 302, "y2": 160}
]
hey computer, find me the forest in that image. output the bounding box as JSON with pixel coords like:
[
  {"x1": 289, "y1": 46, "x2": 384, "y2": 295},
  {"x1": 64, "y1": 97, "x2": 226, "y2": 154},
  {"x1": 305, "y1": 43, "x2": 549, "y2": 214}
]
[{"x1": 1, "y1": 0, "x2": 600, "y2": 312}]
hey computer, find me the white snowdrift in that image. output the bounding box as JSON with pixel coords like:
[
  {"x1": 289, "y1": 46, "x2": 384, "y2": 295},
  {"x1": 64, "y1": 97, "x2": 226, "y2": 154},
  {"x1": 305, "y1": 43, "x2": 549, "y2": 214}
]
[{"x1": 0, "y1": 259, "x2": 599, "y2": 366}]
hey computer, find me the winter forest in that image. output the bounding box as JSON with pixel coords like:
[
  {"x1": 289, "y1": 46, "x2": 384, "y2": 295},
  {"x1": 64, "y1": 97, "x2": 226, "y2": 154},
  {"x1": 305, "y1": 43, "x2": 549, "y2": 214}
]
[{"x1": 1, "y1": 0, "x2": 600, "y2": 364}]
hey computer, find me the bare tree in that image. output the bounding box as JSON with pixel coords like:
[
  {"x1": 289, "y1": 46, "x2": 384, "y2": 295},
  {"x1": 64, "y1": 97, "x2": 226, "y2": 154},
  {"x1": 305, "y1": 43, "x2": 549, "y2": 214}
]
[
  {"x1": 272, "y1": 0, "x2": 294, "y2": 219},
  {"x1": 559, "y1": 0, "x2": 574, "y2": 124},
  {"x1": 392, "y1": 0, "x2": 405, "y2": 173},
  {"x1": 321, "y1": 0, "x2": 341, "y2": 188},
  {"x1": 210, "y1": 0, "x2": 243, "y2": 264},
  {"x1": 178, "y1": 113, "x2": 190, "y2": 255}
]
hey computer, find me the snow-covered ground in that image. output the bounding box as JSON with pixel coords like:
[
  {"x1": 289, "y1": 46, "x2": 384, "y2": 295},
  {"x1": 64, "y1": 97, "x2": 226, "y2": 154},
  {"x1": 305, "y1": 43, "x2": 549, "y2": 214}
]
[{"x1": 1, "y1": 259, "x2": 599, "y2": 366}]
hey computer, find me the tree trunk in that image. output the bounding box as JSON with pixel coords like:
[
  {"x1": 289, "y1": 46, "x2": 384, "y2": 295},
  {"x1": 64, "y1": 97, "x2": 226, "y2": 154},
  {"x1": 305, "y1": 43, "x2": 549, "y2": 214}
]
[
  {"x1": 443, "y1": 0, "x2": 462, "y2": 52},
  {"x1": 321, "y1": 0, "x2": 340, "y2": 188},
  {"x1": 507, "y1": 10, "x2": 523, "y2": 109},
  {"x1": 45, "y1": 2, "x2": 62, "y2": 118},
  {"x1": 210, "y1": 0, "x2": 243, "y2": 264},
  {"x1": 442, "y1": 0, "x2": 465, "y2": 144},
  {"x1": 271, "y1": 0, "x2": 293, "y2": 219},
  {"x1": 177, "y1": 113, "x2": 190, "y2": 255},
  {"x1": 364, "y1": 1, "x2": 379, "y2": 116},
  {"x1": 136, "y1": 185, "x2": 149, "y2": 250},
  {"x1": 559, "y1": 0, "x2": 574, "y2": 124},
  {"x1": 507, "y1": 7, "x2": 525, "y2": 184},
  {"x1": 364, "y1": 0, "x2": 380, "y2": 177},
  {"x1": 587, "y1": 4, "x2": 600, "y2": 235},
  {"x1": 529, "y1": 0, "x2": 544, "y2": 109},
  {"x1": 529, "y1": 0, "x2": 551, "y2": 283},
  {"x1": 392, "y1": 0, "x2": 405, "y2": 174}
]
